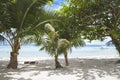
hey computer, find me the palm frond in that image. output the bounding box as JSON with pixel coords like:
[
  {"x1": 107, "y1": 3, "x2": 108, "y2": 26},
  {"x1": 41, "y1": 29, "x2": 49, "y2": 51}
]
[
  {"x1": 57, "y1": 39, "x2": 72, "y2": 54},
  {"x1": 58, "y1": 39, "x2": 70, "y2": 48},
  {"x1": 45, "y1": 23, "x2": 55, "y2": 32},
  {"x1": 71, "y1": 38, "x2": 85, "y2": 48}
]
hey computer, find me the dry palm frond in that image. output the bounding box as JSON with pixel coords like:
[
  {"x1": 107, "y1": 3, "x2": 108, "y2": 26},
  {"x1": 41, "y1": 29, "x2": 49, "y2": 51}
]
[{"x1": 45, "y1": 23, "x2": 55, "y2": 33}]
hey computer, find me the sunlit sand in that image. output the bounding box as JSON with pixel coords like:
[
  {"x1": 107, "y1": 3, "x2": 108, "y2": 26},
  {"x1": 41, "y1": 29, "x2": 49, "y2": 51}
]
[{"x1": 0, "y1": 57, "x2": 120, "y2": 80}]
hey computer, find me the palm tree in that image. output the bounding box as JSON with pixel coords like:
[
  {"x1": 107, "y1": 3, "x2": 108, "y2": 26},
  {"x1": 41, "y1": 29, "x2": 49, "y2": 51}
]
[
  {"x1": 54, "y1": 9, "x2": 85, "y2": 66},
  {"x1": 42, "y1": 23, "x2": 72, "y2": 68},
  {"x1": 25, "y1": 23, "x2": 72, "y2": 67},
  {"x1": 57, "y1": 39, "x2": 71, "y2": 66},
  {"x1": 41, "y1": 23, "x2": 63, "y2": 68},
  {"x1": 0, "y1": 0, "x2": 53, "y2": 69}
]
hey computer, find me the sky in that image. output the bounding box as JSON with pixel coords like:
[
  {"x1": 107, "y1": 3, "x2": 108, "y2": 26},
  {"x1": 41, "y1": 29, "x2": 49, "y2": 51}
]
[
  {"x1": 51, "y1": 0, "x2": 64, "y2": 10},
  {"x1": 45, "y1": 0, "x2": 111, "y2": 45},
  {"x1": 45, "y1": 0, "x2": 68, "y2": 10}
]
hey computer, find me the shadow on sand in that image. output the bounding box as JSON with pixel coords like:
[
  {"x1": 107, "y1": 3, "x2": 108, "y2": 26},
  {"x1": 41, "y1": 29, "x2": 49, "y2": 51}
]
[{"x1": 0, "y1": 59, "x2": 120, "y2": 80}]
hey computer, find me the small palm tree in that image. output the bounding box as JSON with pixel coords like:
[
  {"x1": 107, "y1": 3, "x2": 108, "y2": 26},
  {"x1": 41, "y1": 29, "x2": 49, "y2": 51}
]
[
  {"x1": 41, "y1": 23, "x2": 63, "y2": 68},
  {"x1": 58, "y1": 39, "x2": 71, "y2": 66},
  {"x1": 24, "y1": 23, "x2": 72, "y2": 68}
]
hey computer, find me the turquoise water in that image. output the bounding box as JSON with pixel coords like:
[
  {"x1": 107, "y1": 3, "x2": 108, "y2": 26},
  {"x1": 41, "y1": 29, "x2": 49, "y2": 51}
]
[
  {"x1": 0, "y1": 45, "x2": 118, "y2": 58},
  {"x1": 71, "y1": 45, "x2": 118, "y2": 57}
]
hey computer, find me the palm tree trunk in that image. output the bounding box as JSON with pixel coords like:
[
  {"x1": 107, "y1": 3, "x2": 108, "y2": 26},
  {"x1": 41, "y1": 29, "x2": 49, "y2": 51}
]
[
  {"x1": 7, "y1": 52, "x2": 18, "y2": 69},
  {"x1": 54, "y1": 54, "x2": 62, "y2": 69},
  {"x1": 64, "y1": 53, "x2": 69, "y2": 66},
  {"x1": 7, "y1": 38, "x2": 20, "y2": 69}
]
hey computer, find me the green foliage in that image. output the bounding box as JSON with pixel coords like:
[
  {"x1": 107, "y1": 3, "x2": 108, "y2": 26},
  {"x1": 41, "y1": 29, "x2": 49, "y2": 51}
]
[
  {"x1": 38, "y1": 23, "x2": 71, "y2": 57},
  {"x1": 0, "y1": 0, "x2": 54, "y2": 49},
  {"x1": 0, "y1": 0, "x2": 53, "y2": 39},
  {"x1": 40, "y1": 23, "x2": 59, "y2": 56},
  {"x1": 0, "y1": 0, "x2": 11, "y2": 31},
  {"x1": 61, "y1": 0, "x2": 120, "y2": 41},
  {"x1": 55, "y1": 8, "x2": 85, "y2": 47},
  {"x1": 60, "y1": 0, "x2": 120, "y2": 54}
]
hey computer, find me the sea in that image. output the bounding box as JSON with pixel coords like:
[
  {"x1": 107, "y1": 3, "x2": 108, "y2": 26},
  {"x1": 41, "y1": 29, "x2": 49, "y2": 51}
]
[{"x1": 0, "y1": 45, "x2": 119, "y2": 58}]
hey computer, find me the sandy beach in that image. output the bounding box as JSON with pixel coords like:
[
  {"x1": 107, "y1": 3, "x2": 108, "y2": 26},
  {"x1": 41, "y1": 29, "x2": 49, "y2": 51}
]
[{"x1": 0, "y1": 57, "x2": 120, "y2": 80}]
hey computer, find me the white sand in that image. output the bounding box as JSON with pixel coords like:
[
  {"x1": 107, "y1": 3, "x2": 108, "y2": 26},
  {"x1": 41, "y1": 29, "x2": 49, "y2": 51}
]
[{"x1": 0, "y1": 57, "x2": 120, "y2": 80}]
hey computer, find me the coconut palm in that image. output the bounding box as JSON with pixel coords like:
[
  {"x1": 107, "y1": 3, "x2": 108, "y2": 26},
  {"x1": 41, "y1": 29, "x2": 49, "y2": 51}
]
[
  {"x1": 0, "y1": 0, "x2": 53, "y2": 69},
  {"x1": 53, "y1": 12, "x2": 85, "y2": 66},
  {"x1": 42, "y1": 23, "x2": 72, "y2": 68},
  {"x1": 25, "y1": 23, "x2": 71, "y2": 67},
  {"x1": 41, "y1": 23, "x2": 63, "y2": 68}
]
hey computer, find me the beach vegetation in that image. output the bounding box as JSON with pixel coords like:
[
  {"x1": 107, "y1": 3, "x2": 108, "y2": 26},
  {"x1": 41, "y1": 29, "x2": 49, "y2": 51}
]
[
  {"x1": 1, "y1": 0, "x2": 120, "y2": 69},
  {"x1": 40, "y1": 23, "x2": 71, "y2": 68},
  {"x1": 61, "y1": 0, "x2": 120, "y2": 55},
  {"x1": 0, "y1": 0, "x2": 53, "y2": 69}
]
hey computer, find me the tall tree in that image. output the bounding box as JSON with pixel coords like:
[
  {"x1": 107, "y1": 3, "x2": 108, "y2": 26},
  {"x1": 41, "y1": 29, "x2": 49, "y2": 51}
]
[
  {"x1": 55, "y1": 4, "x2": 85, "y2": 48},
  {"x1": 61, "y1": 0, "x2": 120, "y2": 55},
  {"x1": 0, "y1": 0, "x2": 53, "y2": 69}
]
